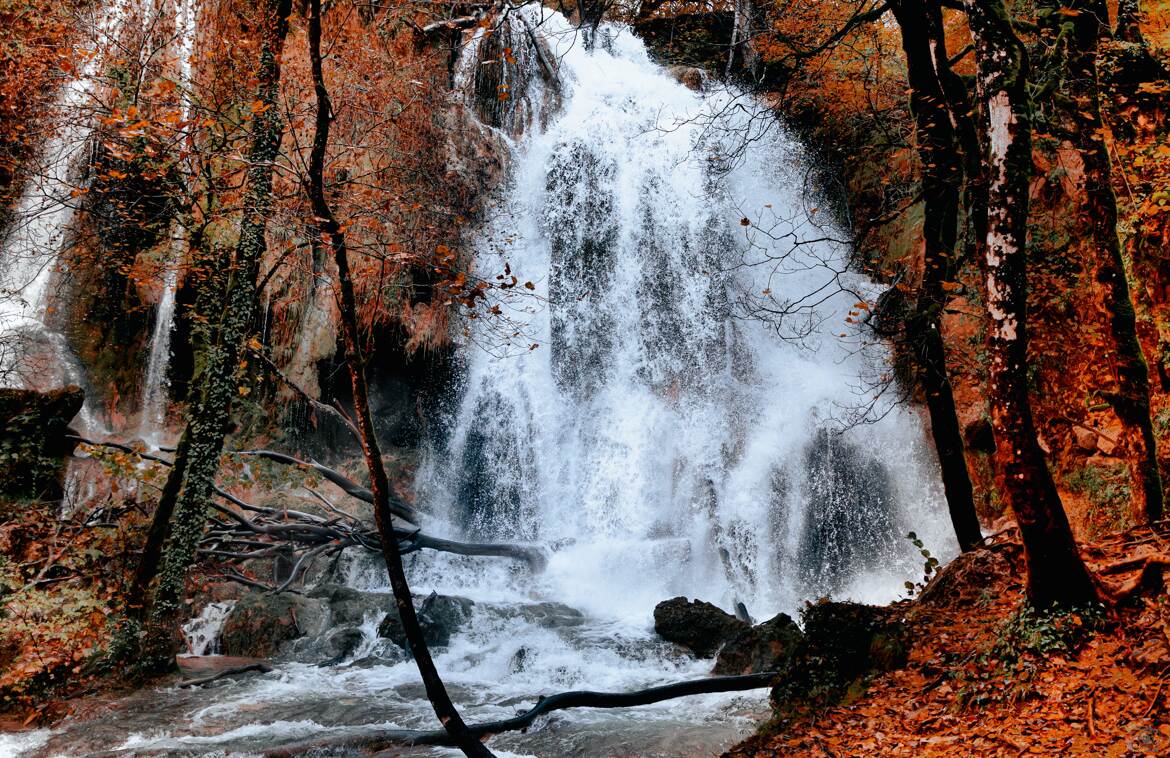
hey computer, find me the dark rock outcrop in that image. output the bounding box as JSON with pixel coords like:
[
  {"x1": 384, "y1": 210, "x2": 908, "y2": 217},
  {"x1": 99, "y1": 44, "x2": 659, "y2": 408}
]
[
  {"x1": 378, "y1": 591, "x2": 474, "y2": 650},
  {"x1": 653, "y1": 596, "x2": 749, "y2": 658},
  {"x1": 713, "y1": 612, "x2": 803, "y2": 675},
  {"x1": 0, "y1": 386, "x2": 83, "y2": 500}
]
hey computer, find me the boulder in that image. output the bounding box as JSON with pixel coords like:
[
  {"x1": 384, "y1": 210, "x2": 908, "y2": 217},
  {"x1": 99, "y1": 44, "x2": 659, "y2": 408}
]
[
  {"x1": 219, "y1": 593, "x2": 330, "y2": 658},
  {"x1": 653, "y1": 597, "x2": 749, "y2": 658},
  {"x1": 378, "y1": 592, "x2": 474, "y2": 650},
  {"x1": 0, "y1": 386, "x2": 84, "y2": 500},
  {"x1": 308, "y1": 583, "x2": 393, "y2": 625},
  {"x1": 667, "y1": 65, "x2": 705, "y2": 91},
  {"x1": 770, "y1": 600, "x2": 909, "y2": 714},
  {"x1": 1073, "y1": 425, "x2": 1099, "y2": 453},
  {"x1": 713, "y1": 612, "x2": 803, "y2": 675}
]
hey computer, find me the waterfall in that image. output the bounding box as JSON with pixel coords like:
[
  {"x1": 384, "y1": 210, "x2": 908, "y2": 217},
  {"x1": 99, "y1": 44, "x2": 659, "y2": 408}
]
[
  {"x1": 5, "y1": 12, "x2": 961, "y2": 756},
  {"x1": 421, "y1": 9, "x2": 957, "y2": 619},
  {"x1": 0, "y1": 0, "x2": 132, "y2": 430},
  {"x1": 181, "y1": 600, "x2": 235, "y2": 656},
  {"x1": 139, "y1": 0, "x2": 198, "y2": 443}
]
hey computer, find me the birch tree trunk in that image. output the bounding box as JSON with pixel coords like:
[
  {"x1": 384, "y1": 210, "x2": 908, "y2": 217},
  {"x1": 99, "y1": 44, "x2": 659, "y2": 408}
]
[{"x1": 962, "y1": 0, "x2": 1098, "y2": 607}]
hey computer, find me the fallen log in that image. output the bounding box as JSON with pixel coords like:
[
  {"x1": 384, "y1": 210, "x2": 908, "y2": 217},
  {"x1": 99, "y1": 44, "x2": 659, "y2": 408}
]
[
  {"x1": 177, "y1": 661, "x2": 273, "y2": 688},
  {"x1": 262, "y1": 671, "x2": 777, "y2": 756}
]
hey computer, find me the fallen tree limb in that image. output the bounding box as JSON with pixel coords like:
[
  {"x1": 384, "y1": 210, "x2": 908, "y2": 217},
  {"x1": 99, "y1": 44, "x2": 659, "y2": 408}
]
[
  {"x1": 262, "y1": 671, "x2": 777, "y2": 756},
  {"x1": 237, "y1": 449, "x2": 419, "y2": 524},
  {"x1": 177, "y1": 662, "x2": 273, "y2": 688}
]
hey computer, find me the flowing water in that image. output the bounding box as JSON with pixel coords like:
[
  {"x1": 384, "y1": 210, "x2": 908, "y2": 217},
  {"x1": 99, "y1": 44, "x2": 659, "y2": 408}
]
[{"x1": 18, "y1": 9, "x2": 956, "y2": 757}]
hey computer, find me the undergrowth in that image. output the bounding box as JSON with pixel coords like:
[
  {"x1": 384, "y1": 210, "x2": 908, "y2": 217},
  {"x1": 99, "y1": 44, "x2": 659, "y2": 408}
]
[{"x1": 953, "y1": 602, "x2": 1107, "y2": 708}]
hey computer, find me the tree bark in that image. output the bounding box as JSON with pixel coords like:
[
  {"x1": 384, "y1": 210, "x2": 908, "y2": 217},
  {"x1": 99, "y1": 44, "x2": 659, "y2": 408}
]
[
  {"x1": 1115, "y1": 0, "x2": 1144, "y2": 43},
  {"x1": 1039, "y1": 0, "x2": 1164, "y2": 522},
  {"x1": 889, "y1": 0, "x2": 984, "y2": 552},
  {"x1": 135, "y1": 0, "x2": 294, "y2": 672},
  {"x1": 305, "y1": 2, "x2": 492, "y2": 755},
  {"x1": 962, "y1": 0, "x2": 1098, "y2": 607}
]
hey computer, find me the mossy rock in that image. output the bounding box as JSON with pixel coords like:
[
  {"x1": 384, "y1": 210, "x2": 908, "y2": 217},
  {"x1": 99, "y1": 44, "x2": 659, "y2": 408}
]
[{"x1": 0, "y1": 386, "x2": 84, "y2": 501}]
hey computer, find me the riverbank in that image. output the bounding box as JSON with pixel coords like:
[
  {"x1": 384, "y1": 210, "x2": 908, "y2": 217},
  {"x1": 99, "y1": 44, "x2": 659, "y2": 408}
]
[{"x1": 729, "y1": 524, "x2": 1170, "y2": 756}]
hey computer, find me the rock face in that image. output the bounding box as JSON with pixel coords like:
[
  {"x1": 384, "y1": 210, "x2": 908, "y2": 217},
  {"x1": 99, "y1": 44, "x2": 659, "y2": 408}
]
[
  {"x1": 713, "y1": 612, "x2": 803, "y2": 675},
  {"x1": 219, "y1": 593, "x2": 329, "y2": 658},
  {"x1": 378, "y1": 592, "x2": 475, "y2": 650},
  {"x1": 0, "y1": 386, "x2": 83, "y2": 499},
  {"x1": 653, "y1": 597, "x2": 749, "y2": 658}
]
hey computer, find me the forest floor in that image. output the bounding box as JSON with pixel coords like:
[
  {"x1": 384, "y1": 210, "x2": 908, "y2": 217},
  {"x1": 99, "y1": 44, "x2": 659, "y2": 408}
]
[{"x1": 729, "y1": 526, "x2": 1170, "y2": 757}]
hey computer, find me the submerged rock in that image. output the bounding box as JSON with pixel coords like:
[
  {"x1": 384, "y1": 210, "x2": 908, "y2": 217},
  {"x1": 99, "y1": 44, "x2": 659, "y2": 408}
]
[
  {"x1": 713, "y1": 612, "x2": 803, "y2": 675},
  {"x1": 653, "y1": 597, "x2": 749, "y2": 658},
  {"x1": 517, "y1": 601, "x2": 586, "y2": 629}
]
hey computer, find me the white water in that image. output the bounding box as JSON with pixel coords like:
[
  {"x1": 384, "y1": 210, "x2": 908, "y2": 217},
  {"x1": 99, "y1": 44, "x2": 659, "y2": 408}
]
[
  {"x1": 181, "y1": 600, "x2": 235, "y2": 656},
  {"x1": 12, "y1": 11, "x2": 956, "y2": 757},
  {"x1": 0, "y1": 2, "x2": 131, "y2": 409},
  {"x1": 139, "y1": 0, "x2": 198, "y2": 444}
]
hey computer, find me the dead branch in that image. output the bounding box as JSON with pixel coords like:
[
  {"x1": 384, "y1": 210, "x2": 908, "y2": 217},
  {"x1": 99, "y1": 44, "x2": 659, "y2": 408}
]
[
  {"x1": 262, "y1": 671, "x2": 778, "y2": 756},
  {"x1": 237, "y1": 449, "x2": 420, "y2": 524}
]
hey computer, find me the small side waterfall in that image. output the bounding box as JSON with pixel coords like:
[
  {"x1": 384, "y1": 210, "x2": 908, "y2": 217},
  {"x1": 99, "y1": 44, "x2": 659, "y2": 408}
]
[
  {"x1": 139, "y1": 0, "x2": 198, "y2": 443},
  {"x1": 181, "y1": 600, "x2": 234, "y2": 656}
]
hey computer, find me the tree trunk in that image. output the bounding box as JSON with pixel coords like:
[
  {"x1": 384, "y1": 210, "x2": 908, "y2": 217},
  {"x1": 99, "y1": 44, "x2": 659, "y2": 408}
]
[
  {"x1": 962, "y1": 0, "x2": 1098, "y2": 607},
  {"x1": 136, "y1": 0, "x2": 293, "y2": 673},
  {"x1": 305, "y1": 2, "x2": 492, "y2": 755},
  {"x1": 1116, "y1": 0, "x2": 1144, "y2": 43},
  {"x1": 889, "y1": 0, "x2": 983, "y2": 552},
  {"x1": 1041, "y1": 0, "x2": 1164, "y2": 522}
]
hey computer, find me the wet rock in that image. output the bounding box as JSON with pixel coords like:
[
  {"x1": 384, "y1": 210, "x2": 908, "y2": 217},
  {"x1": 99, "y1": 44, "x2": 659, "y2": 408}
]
[
  {"x1": 653, "y1": 597, "x2": 749, "y2": 658},
  {"x1": 377, "y1": 592, "x2": 474, "y2": 649},
  {"x1": 349, "y1": 650, "x2": 406, "y2": 669},
  {"x1": 0, "y1": 386, "x2": 84, "y2": 500},
  {"x1": 517, "y1": 601, "x2": 586, "y2": 629},
  {"x1": 509, "y1": 645, "x2": 532, "y2": 674},
  {"x1": 324, "y1": 626, "x2": 366, "y2": 660},
  {"x1": 308, "y1": 583, "x2": 393, "y2": 625},
  {"x1": 219, "y1": 593, "x2": 330, "y2": 658},
  {"x1": 712, "y1": 612, "x2": 803, "y2": 675},
  {"x1": 667, "y1": 65, "x2": 705, "y2": 91},
  {"x1": 798, "y1": 428, "x2": 900, "y2": 595},
  {"x1": 770, "y1": 600, "x2": 909, "y2": 714}
]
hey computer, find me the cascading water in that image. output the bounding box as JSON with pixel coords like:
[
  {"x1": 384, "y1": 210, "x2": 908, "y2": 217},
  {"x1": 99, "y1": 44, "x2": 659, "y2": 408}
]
[
  {"x1": 0, "y1": 2, "x2": 132, "y2": 420},
  {"x1": 139, "y1": 0, "x2": 198, "y2": 444},
  {"x1": 16, "y1": 11, "x2": 957, "y2": 757}
]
